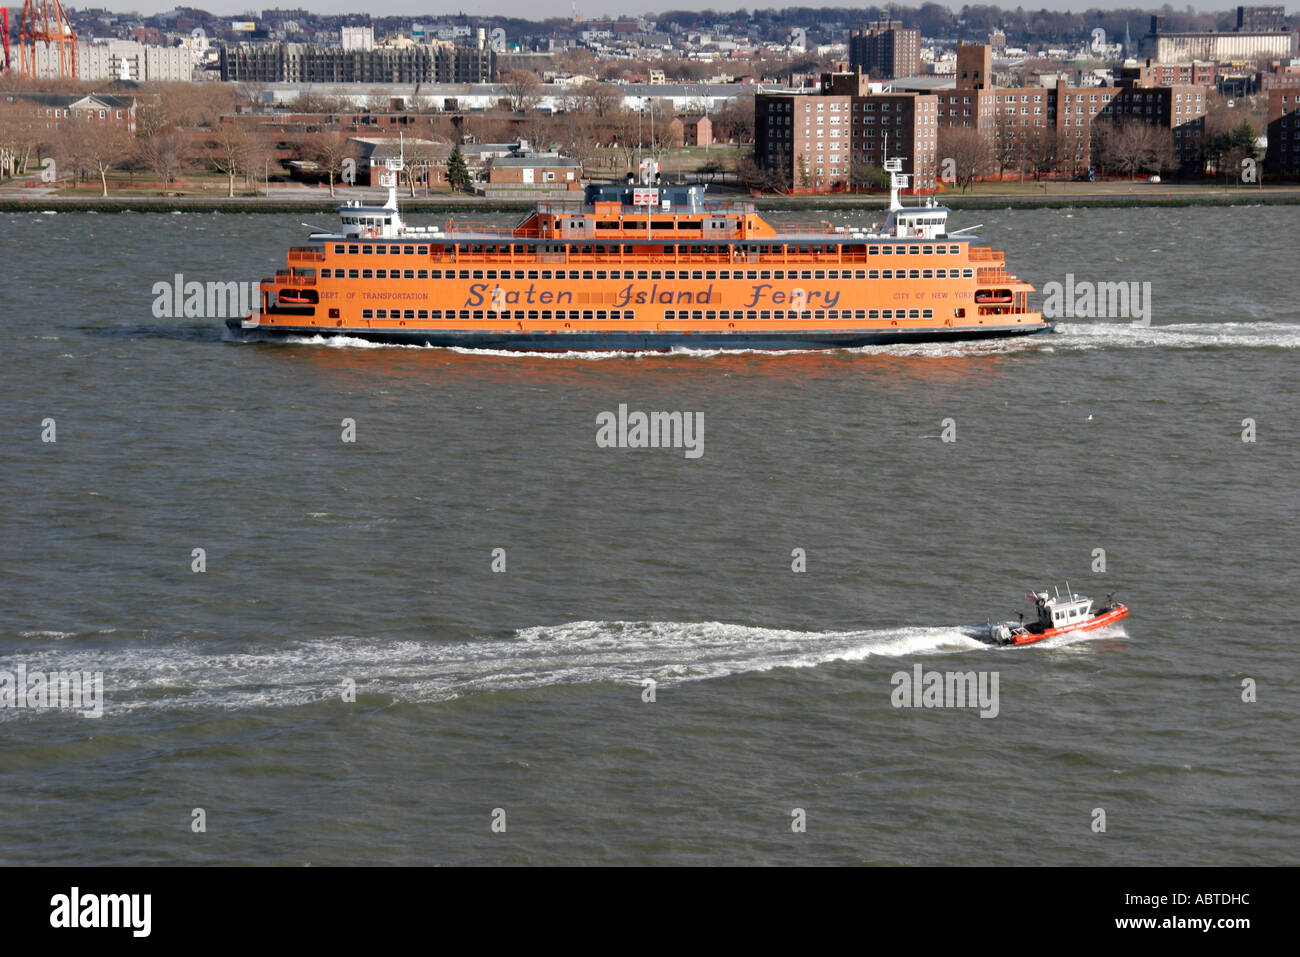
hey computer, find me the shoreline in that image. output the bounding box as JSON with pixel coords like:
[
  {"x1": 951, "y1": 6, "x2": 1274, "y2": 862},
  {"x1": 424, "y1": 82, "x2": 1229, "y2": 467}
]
[{"x1": 2, "y1": 187, "x2": 1297, "y2": 214}]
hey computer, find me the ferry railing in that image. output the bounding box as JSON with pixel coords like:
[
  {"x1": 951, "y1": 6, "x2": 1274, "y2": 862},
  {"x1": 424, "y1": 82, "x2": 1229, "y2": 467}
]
[
  {"x1": 976, "y1": 268, "x2": 1013, "y2": 284},
  {"x1": 967, "y1": 246, "x2": 1004, "y2": 263},
  {"x1": 287, "y1": 247, "x2": 325, "y2": 263},
  {"x1": 274, "y1": 271, "x2": 317, "y2": 287}
]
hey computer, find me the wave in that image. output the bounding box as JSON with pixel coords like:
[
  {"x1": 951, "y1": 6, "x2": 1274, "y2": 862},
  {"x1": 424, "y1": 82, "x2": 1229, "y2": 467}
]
[
  {"x1": 0, "y1": 619, "x2": 1012, "y2": 717},
  {"x1": 1051, "y1": 320, "x2": 1300, "y2": 351}
]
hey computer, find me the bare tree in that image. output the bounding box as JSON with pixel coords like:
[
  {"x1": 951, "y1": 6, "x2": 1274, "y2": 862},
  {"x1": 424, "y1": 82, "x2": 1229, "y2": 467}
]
[
  {"x1": 402, "y1": 137, "x2": 448, "y2": 196},
  {"x1": 0, "y1": 101, "x2": 42, "y2": 177},
  {"x1": 938, "y1": 126, "x2": 994, "y2": 192},
  {"x1": 207, "y1": 121, "x2": 258, "y2": 197},
  {"x1": 57, "y1": 119, "x2": 136, "y2": 196},
  {"x1": 501, "y1": 70, "x2": 543, "y2": 114},
  {"x1": 137, "y1": 126, "x2": 190, "y2": 185},
  {"x1": 303, "y1": 131, "x2": 354, "y2": 197},
  {"x1": 1023, "y1": 126, "x2": 1061, "y2": 180},
  {"x1": 575, "y1": 80, "x2": 621, "y2": 118},
  {"x1": 1095, "y1": 122, "x2": 1174, "y2": 179}
]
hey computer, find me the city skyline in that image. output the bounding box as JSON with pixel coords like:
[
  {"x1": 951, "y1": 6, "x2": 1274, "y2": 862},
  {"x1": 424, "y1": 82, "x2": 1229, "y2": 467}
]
[{"x1": 58, "y1": 2, "x2": 1300, "y2": 24}]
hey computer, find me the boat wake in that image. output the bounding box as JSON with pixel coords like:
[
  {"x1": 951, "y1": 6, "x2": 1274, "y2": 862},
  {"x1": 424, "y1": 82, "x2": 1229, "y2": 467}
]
[
  {"x1": 1050, "y1": 320, "x2": 1300, "y2": 351},
  {"x1": 3, "y1": 619, "x2": 1007, "y2": 718}
]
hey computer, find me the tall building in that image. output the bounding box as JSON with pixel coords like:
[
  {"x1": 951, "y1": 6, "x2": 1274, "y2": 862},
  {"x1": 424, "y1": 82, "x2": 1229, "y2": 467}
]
[
  {"x1": 1140, "y1": 10, "x2": 1296, "y2": 63},
  {"x1": 1265, "y1": 83, "x2": 1300, "y2": 176},
  {"x1": 755, "y1": 72, "x2": 937, "y2": 192},
  {"x1": 935, "y1": 44, "x2": 1209, "y2": 176},
  {"x1": 849, "y1": 20, "x2": 920, "y2": 81},
  {"x1": 219, "y1": 42, "x2": 496, "y2": 84}
]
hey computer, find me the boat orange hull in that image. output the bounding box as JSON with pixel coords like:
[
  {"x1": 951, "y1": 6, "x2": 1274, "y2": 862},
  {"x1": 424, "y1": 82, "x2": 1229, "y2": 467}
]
[{"x1": 1011, "y1": 604, "x2": 1130, "y2": 646}]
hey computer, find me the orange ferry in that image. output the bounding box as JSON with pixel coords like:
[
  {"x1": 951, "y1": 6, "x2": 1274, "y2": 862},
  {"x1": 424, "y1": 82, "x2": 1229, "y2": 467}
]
[{"x1": 228, "y1": 154, "x2": 1051, "y2": 350}]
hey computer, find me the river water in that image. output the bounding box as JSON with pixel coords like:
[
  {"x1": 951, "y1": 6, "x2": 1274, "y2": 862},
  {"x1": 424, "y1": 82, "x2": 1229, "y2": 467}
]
[{"x1": 1, "y1": 204, "x2": 1297, "y2": 864}]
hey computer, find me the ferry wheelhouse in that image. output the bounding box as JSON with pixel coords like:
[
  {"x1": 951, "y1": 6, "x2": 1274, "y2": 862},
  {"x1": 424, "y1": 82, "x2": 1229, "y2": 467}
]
[{"x1": 229, "y1": 153, "x2": 1051, "y2": 350}]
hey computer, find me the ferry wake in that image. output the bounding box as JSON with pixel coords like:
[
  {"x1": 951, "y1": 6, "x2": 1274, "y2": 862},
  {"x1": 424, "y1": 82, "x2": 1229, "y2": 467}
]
[{"x1": 228, "y1": 150, "x2": 1052, "y2": 351}]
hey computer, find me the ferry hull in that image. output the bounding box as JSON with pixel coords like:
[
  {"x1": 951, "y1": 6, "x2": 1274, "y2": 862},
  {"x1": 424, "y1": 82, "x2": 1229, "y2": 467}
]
[{"x1": 226, "y1": 318, "x2": 1055, "y2": 351}]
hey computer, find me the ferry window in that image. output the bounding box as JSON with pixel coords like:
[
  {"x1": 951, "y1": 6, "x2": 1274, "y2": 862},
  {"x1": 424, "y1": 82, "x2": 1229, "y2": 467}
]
[
  {"x1": 528, "y1": 271, "x2": 538, "y2": 280},
  {"x1": 909, "y1": 309, "x2": 920, "y2": 319},
  {"x1": 814, "y1": 310, "x2": 826, "y2": 320},
  {"x1": 581, "y1": 246, "x2": 593, "y2": 255},
  {"x1": 855, "y1": 270, "x2": 866, "y2": 279},
  {"x1": 881, "y1": 246, "x2": 892, "y2": 256},
  {"x1": 376, "y1": 309, "x2": 387, "y2": 319},
  {"x1": 375, "y1": 246, "x2": 385, "y2": 255},
  {"x1": 527, "y1": 310, "x2": 538, "y2": 320},
  {"x1": 541, "y1": 270, "x2": 552, "y2": 280},
  {"x1": 375, "y1": 269, "x2": 387, "y2": 279},
  {"x1": 542, "y1": 310, "x2": 552, "y2": 320},
  {"x1": 922, "y1": 269, "x2": 933, "y2": 278},
  {"x1": 760, "y1": 310, "x2": 772, "y2": 320},
  {"x1": 827, "y1": 270, "x2": 838, "y2": 280},
  {"x1": 773, "y1": 270, "x2": 785, "y2": 280},
  {"x1": 321, "y1": 269, "x2": 331, "y2": 278},
  {"x1": 582, "y1": 271, "x2": 594, "y2": 280},
  {"x1": 706, "y1": 271, "x2": 717, "y2": 280},
  {"x1": 747, "y1": 311, "x2": 758, "y2": 320},
  {"x1": 349, "y1": 245, "x2": 359, "y2": 254},
  {"x1": 923, "y1": 309, "x2": 933, "y2": 318},
  {"x1": 760, "y1": 271, "x2": 771, "y2": 280},
  {"x1": 963, "y1": 269, "x2": 974, "y2": 278},
  {"x1": 459, "y1": 310, "x2": 470, "y2": 319},
  {"x1": 678, "y1": 222, "x2": 702, "y2": 231},
  {"x1": 869, "y1": 270, "x2": 880, "y2": 279},
  {"x1": 596, "y1": 222, "x2": 619, "y2": 231},
  {"x1": 800, "y1": 271, "x2": 811, "y2": 280},
  {"x1": 814, "y1": 270, "x2": 825, "y2": 280},
  {"x1": 362, "y1": 309, "x2": 373, "y2": 319},
  {"x1": 869, "y1": 310, "x2": 880, "y2": 319},
  {"x1": 956, "y1": 308, "x2": 965, "y2": 318},
  {"x1": 473, "y1": 311, "x2": 485, "y2": 320},
  {"x1": 880, "y1": 270, "x2": 890, "y2": 279},
  {"x1": 747, "y1": 271, "x2": 758, "y2": 280},
  {"x1": 408, "y1": 270, "x2": 419, "y2": 279},
  {"x1": 511, "y1": 271, "x2": 523, "y2": 280},
  {"x1": 473, "y1": 271, "x2": 483, "y2": 279},
  {"x1": 855, "y1": 310, "x2": 866, "y2": 319},
  {"x1": 692, "y1": 311, "x2": 703, "y2": 321},
  {"x1": 403, "y1": 310, "x2": 414, "y2": 319},
  {"x1": 935, "y1": 269, "x2": 945, "y2": 278},
  {"x1": 637, "y1": 271, "x2": 648, "y2": 280},
  {"x1": 484, "y1": 245, "x2": 497, "y2": 255},
  {"x1": 909, "y1": 269, "x2": 920, "y2": 279},
  {"x1": 363, "y1": 246, "x2": 374, "y2": 255},
  {"x1": 418, "y1": 310, "x2": 428, "y2": 319},
  {"x1": 651, "y1": 271, "x2": 662, "y2": 280},
  {"x1": 348, "y1": 269, "x2": 359, "y2": 278},
  {"x1": 582, "y1": 310, "x2": 594, "y2": 321},
  {"x1": 486, "y1": 270, "x2": 498, "y2": 279},
  {"x1": 334, "y1": 245, "x2": 345, "y2": 254},
  {"x1": 597, "y1": 310, "x2": 607, "y2": 320},
  {"x1": 706, "y1": 311, "x2": 717, "y2": 320},
  {"x1": 908, "y1": 246, "x2": 919, "y2": 256},
  {"x1": 596, "y1": 271, "x2": 607, "y2": 280},
  {"x1": 362, "y1": 269, "x2": 373, "y2": 279},
  {"x1": 329, "y1": 308, "x2": 340, "y2": 319},
  {"x1": 868, "y1": 246, "x2": 879, "y2": 255},
  {"x1": 692, "y1": 271, "x2": 703, "y2": 280},
  {"x1": 514, "y1": 246, "x2": 526, "y2": 255},
  {"x1": 431, "y1": 310, "x2": 442, "y2": 319},
  {"x1": 949, "y1": 245, "x2": 960, "y2": 254},
  {"x1": 665, "y1": 310, "x2": 675, "y2": 320},
  {"x1": 922, "y1": 246, "x2": 933, "y2": 255}
]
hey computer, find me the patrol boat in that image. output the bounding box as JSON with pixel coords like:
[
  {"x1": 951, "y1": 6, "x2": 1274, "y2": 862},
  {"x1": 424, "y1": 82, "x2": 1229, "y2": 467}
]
[{"x1": 987, "y1": 585, "x2": 1129, "y2": 646}]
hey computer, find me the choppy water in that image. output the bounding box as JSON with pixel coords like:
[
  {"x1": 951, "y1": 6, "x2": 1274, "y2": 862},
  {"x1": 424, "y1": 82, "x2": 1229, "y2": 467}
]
[{"x1": 2, "y1": 205, "x2": 1297, "y2": 865}]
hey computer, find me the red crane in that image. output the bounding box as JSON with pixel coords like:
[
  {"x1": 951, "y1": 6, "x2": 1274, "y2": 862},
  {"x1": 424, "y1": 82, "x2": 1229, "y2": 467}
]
[
  {"x1": 3, "y1": 9, "x2": 11, "y2": 74},
  {"x1": 19, "y1": 0, "x2": 78, "y2": 79}
]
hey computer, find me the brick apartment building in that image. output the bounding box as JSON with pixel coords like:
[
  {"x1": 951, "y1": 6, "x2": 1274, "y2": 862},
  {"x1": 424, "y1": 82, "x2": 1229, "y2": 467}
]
[
  {"x1": 755, "y1": 71, "x2": 937, "y2": 192},
  {"x1": 1266, "y1": 84, "x2": 1300, "y2": 176},
  {"x1": 934, "y1": 43, "x2": 1208, "y2": 176},
  {"x1": 849, "y1": 20, "x2": 921, "y2": 81}
]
